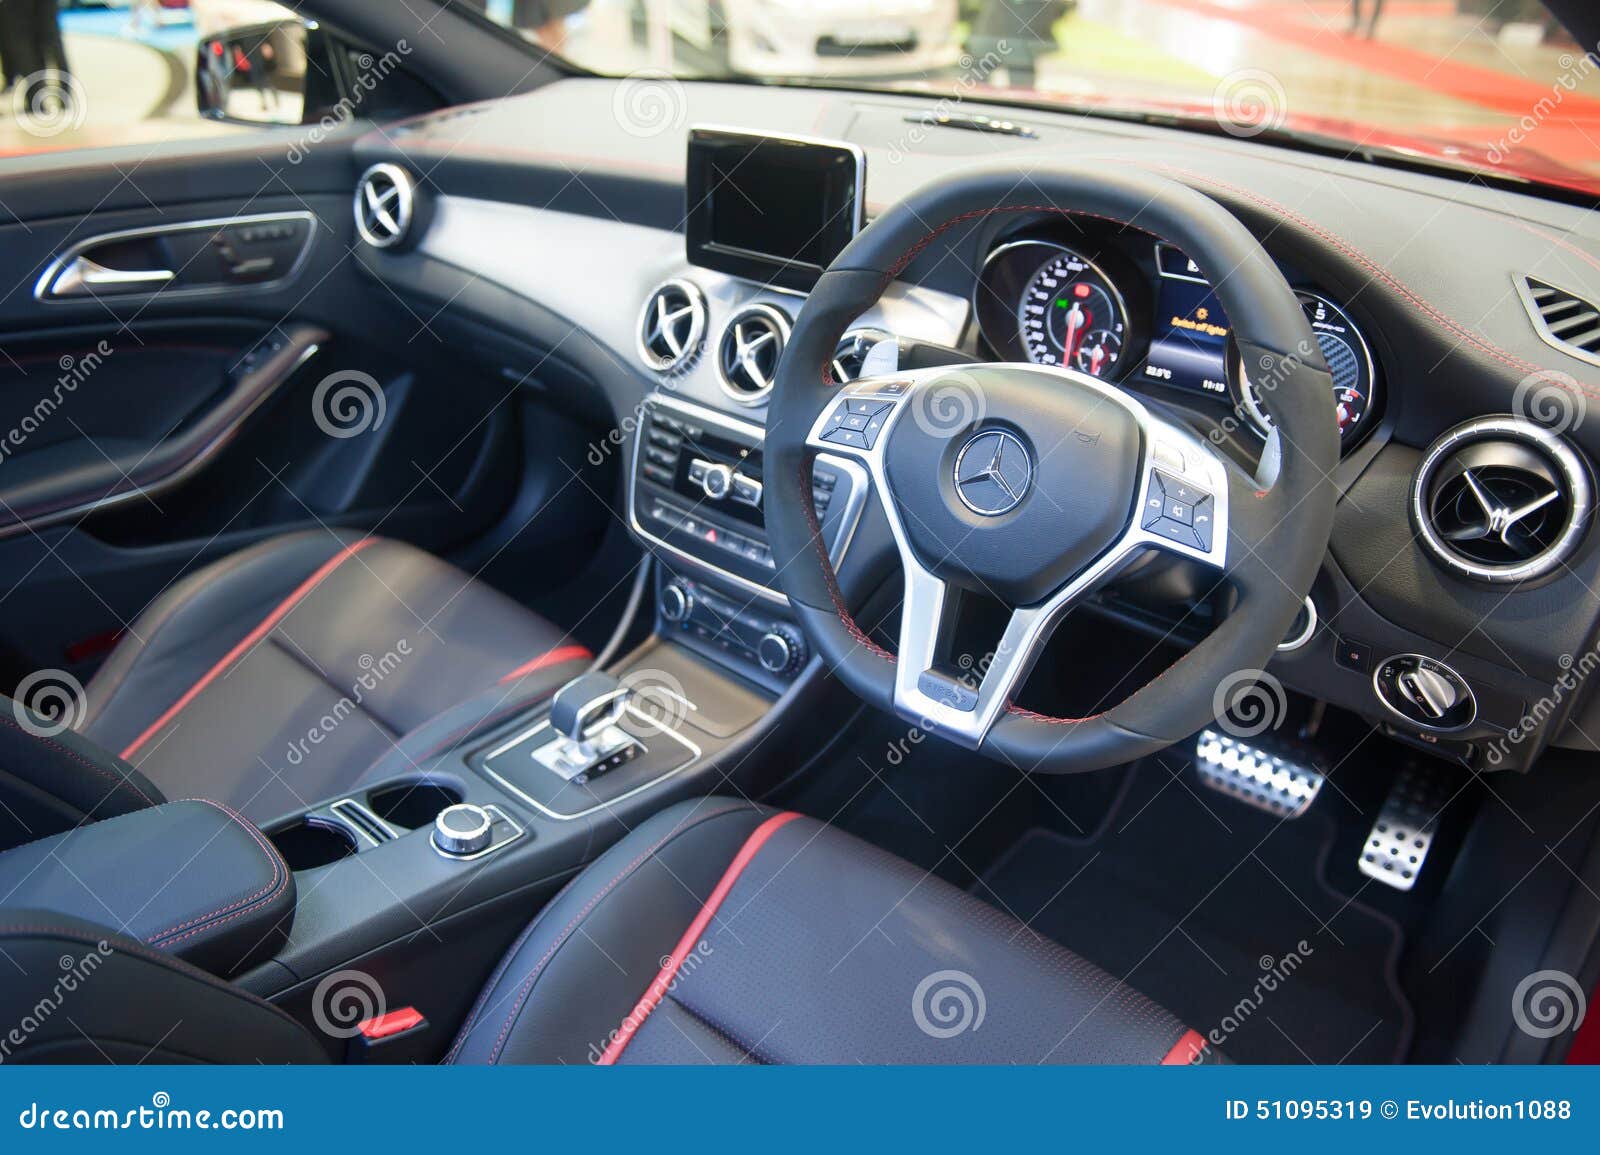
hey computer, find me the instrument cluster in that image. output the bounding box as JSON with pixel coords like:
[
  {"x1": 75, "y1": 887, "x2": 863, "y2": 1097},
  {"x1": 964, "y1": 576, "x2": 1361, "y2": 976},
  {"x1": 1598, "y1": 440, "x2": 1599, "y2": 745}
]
[{"x1": 973, "y1": 228, "x2": 1381, "y2": 452}]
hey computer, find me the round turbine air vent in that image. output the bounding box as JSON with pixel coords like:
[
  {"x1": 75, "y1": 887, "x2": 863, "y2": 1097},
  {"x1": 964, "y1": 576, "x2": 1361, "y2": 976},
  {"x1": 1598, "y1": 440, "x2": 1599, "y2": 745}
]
[
  {"x1": 717, "y1": 303, "x2": 790, "y2": 404},
  {"x1": 636, "y1": 279, "x2": 707, "y2": 372},
  {"x1": 831, "y1": 328, "x2": 892, "y2": 383},
  {"x1": 1412, "y1": 416, "x2": 1592, "y2": 584},
  {"x1": 354, "y1": 163, "x2": 415, "y2": 249}
]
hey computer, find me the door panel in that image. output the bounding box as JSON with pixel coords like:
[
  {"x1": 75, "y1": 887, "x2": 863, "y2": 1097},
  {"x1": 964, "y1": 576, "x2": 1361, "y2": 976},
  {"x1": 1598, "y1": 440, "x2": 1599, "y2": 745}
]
[{"x1": 0, "y1": 133, "x2": 529, "y2": 690}]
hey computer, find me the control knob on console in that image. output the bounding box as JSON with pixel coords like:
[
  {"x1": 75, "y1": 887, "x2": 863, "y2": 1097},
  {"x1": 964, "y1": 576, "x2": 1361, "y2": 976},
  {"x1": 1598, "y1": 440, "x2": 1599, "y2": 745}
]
[
  {"x1": 433, "y1": 803, "x2": 493, "y2": 857},
  {"x1": 757, "y1": 624, "x2": 807, "y2": 676},
  {"x1": 659, "y1": 581, "x2": 693, "y2": 623},
  {"x1": 700, "y1": 463, "x2": 733, "y2": 500}
]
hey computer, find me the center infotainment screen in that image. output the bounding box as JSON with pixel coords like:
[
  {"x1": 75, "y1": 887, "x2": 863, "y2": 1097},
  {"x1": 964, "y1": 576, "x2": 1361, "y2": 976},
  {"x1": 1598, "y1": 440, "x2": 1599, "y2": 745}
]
[{"x1": 686, "y1": 128, "x2": 864, "y2": 292}]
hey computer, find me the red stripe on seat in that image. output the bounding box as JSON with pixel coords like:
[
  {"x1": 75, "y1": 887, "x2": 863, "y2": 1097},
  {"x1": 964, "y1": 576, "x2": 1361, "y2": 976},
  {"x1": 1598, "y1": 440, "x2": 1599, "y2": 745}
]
[
  {"x1": 497, "y1": 644, "x2": 592, "y2": 684},
  {"x1": 596, "y1": 810, "x2": 802, "y2": 1065},
  {"x1": 120, "y1": 537, "x2": 377, "y2": 760},
  {"x1": 1161, "y1": 1028, "x2": 1208, "y2": 1065}
]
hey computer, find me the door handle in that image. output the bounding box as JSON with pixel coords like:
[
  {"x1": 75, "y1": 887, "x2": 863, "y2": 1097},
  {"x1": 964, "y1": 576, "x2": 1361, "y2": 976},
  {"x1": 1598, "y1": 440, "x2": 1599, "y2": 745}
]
[{"x1": 44, "y1": 255, "x2": 176, "y2": 298}]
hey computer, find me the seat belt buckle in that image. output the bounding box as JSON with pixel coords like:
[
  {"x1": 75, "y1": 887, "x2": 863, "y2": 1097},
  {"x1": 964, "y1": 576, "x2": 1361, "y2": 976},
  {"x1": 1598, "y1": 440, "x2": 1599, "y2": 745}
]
[{"x1": 346, "y1": 1006, "x2": 429, "y2": 1064}]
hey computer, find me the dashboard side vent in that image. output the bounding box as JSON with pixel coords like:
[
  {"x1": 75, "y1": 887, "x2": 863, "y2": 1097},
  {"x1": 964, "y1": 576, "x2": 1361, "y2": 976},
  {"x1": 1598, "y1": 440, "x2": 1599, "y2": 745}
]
[
  {"x1": 1411, "y1": 416, "x2": 1592, "y2": 584},
  {"x1": 1517, "y1": 276, "x2": 1600, "y2": 366},
  {"x1": 717, "y1": 303, "x2": 790, "y2": 404},
  {"x1": 637, "y1": 279, "x2": 707, "y2": 372},
  {"x1": 354, "y1": 163, "x2": 415, "y2": 249}
]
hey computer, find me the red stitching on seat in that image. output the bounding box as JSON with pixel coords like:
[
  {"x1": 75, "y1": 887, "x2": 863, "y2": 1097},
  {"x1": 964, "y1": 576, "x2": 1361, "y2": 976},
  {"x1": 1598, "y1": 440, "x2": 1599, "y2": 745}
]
[
  {"x1": 596, "y1": 811, "x2": 802, "y2": 1064},
  {"x1": 0, "y1": 715, "x2": 157, "y2": 809},
  {"x1": 477, "y1": 803, "x2": 757, "y2": 1064},
  {"x1": 119, "y1": 537, "x2": 378, "y2": 760}
]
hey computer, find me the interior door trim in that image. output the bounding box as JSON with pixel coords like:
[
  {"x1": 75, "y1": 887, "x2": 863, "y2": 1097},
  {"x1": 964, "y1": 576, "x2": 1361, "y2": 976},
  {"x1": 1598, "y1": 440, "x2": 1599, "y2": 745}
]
[
  {"x1": 34, "y1": 211, "x2": 318, "y2": 304},
  {"x1": 0, "y1": 327, "x2": 326, "y2": 540}
]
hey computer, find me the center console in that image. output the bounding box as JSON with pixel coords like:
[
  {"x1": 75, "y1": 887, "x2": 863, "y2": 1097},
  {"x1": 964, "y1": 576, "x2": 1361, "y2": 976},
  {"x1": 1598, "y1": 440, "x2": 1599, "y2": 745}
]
[{"x1": 629, "y1": 392, "x2": 867, "y2": 691}]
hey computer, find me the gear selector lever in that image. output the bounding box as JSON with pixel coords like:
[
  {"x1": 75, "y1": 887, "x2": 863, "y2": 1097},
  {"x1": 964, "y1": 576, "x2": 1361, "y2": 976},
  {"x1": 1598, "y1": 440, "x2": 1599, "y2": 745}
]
[
  {"x1": 533, "y1": 672, "x2": 639, "y2": 782},
  {"x1": 550, "y1": 671, "x2": 626, "y2": 742}
]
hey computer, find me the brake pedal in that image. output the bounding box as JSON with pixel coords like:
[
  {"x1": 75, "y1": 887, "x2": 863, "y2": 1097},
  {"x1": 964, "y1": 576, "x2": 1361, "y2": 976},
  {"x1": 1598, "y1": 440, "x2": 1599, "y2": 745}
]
[
  {"x1": 1194, "y1": 729, "x2": 1325, "y2": 818},
  {"x1": 1359, "y1": 763, "x2": 1454, "y2": 892}
]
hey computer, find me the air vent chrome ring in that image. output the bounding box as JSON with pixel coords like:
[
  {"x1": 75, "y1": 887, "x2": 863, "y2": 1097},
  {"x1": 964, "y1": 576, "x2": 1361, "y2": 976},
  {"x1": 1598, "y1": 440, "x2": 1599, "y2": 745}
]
[
  {"x1": 1411, "y1": 415, "x2": 1592, "y2": 584},
  {"x1": 354, "y1": 163, "x2": 415, "y2": 249},
  {"x1": 636, "y1": 279, "x2": 707, "y2": 372},
  {"x1": 717, "y1": 303, "x2": 790, "y2": 405}
]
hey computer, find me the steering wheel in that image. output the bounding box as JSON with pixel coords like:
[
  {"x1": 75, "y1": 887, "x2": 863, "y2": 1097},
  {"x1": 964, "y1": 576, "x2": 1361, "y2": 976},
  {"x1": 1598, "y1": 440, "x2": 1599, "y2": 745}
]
[{"x1": 765, "y1": 166, "x2": 1340, "y2": 773}]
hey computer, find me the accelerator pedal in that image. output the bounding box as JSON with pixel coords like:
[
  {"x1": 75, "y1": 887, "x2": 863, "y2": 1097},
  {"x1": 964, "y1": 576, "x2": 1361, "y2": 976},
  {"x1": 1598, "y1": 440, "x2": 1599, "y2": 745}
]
[{"x1": 1358, "y1": 763, "x2": 1454, "y2": 892}]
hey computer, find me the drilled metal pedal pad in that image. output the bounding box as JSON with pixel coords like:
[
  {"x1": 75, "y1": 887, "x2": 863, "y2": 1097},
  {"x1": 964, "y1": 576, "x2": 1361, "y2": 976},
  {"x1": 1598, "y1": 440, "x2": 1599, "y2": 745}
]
[
  {"x1": 1194, "y1": 729, "x2": 1325, "y2": 818},
  {"x1": 1359, "y1": 764, "x2": 1453, "y2": 892}
]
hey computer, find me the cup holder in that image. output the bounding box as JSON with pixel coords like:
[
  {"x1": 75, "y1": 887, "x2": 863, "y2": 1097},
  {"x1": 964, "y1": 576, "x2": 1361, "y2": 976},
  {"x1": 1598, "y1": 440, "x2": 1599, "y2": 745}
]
[
  {"x1": 270, "y1": 819, "x2": 357, "y2": 871},
  {"x1": 367, "y1": 782, "x2": 463, "y2": 831}
]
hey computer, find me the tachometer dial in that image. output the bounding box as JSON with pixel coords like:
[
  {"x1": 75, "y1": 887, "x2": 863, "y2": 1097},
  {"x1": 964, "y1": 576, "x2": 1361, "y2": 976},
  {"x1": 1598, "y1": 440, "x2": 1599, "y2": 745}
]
[
  {"x1": 1016, "y1": 249, "x2": 1129, "y2": 371},
  {"x1": 1234, "y1": 290, "x2": 1378, "y2": 448}
]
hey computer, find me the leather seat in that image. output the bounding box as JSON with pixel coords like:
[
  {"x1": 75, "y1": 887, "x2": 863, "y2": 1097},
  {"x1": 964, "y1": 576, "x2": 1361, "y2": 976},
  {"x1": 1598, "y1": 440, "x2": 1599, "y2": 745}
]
[
  {"x1": 68, "y1": 529, "x2": 591, "y2": 826},
  {"x1": 0, "y1": 797, "x2": 1215, "y2": 1064}
]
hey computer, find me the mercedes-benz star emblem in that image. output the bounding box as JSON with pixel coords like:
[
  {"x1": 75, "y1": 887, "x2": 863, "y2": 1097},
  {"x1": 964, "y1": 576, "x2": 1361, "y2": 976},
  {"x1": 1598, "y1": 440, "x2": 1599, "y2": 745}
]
[{"x1": 953, "y1": 430, "x2": 1033, "y2": 516}]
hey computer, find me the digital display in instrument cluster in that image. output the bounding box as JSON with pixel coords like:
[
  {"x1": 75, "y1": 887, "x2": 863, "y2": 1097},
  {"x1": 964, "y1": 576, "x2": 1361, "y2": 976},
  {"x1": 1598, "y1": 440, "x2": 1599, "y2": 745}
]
[{"x1": 1137, "y1": 244, "x2": 1232, "y2": 398}]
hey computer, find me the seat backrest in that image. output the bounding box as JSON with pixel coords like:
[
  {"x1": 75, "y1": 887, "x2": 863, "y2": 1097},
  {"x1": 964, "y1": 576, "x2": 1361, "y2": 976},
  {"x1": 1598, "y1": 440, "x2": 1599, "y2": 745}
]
[
  {"x1": 0, "y1": 909, "x2": 327, "y2": 1065},
  {"x1": 0, "y1": 695, "x2": 162, "y2": 849}
]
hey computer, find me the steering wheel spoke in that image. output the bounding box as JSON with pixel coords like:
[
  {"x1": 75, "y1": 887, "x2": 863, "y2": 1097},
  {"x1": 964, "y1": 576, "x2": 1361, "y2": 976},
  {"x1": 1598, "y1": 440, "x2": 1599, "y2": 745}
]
[{"x1": 804, "y1": 372, "x2": 1236, "y2": 747}]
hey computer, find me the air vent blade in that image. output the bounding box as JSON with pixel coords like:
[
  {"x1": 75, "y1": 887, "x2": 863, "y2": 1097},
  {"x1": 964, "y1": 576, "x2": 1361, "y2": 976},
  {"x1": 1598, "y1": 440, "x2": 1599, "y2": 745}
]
[
  {"x1": 1518, "y1": 276, "x2": 1600, "y2": 366},
  {"x1": 1412, "y1": 417, "x2": 1591, "y2": 584},
  {"x1": 354, "y1": 163, "x2": 416, "y2": 250},
  {"x1": 636, "y1": 279, "x2": 707, "y2": 372},
  {"x1": 717, "y1": 303, "x2": 790, "y2": 404}
]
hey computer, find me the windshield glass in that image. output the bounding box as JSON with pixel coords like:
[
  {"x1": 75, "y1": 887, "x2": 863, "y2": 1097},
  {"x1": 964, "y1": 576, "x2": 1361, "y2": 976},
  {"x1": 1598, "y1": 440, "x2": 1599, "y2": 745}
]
[{"x1": 477, "y1": 0, "x2": 1600, "y2": 194}]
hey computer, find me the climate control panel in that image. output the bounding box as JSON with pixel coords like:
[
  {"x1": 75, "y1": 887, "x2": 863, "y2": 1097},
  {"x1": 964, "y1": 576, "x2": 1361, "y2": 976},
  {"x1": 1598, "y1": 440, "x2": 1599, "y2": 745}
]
[{"x1": 656, "y1": 570, "x2": 809, "y2": 690}]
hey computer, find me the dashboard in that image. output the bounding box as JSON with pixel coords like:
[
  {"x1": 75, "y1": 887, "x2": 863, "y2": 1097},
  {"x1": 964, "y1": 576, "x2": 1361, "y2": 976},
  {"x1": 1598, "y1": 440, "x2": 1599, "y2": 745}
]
[
  {"x1": 972, "y1": 226, "x2": 1380, "y2": 453},
  {"x1": 347, "y1": 76, "x2": 1600, "y2": 776}
]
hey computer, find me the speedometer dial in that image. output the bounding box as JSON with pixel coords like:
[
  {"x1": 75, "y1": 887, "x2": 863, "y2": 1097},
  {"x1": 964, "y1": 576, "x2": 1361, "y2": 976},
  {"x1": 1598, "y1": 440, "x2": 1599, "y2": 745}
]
[
  {"x1": 1016, "y1": 249, "x2": 1129, "y2": 374},
  {"x1": 1234, "y1": 291, "x2": 1378, "y2": 448}
]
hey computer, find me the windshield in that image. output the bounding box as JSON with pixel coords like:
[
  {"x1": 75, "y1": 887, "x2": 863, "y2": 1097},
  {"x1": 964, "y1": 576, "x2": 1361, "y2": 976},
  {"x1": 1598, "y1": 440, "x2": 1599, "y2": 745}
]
[{"x1": 478, "y1": 0, "x2": 1600, "y2": 194}]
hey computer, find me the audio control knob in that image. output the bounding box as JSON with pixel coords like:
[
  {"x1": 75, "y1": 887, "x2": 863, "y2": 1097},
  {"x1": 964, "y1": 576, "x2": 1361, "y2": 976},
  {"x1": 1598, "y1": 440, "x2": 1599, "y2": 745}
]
[
  {"x1": 757, "y1": 624, "x2": 806, "y2": 676},
  {"x1": 433, "y1": 804, "x2": 493, "y2": 857},
  {"x1": 659, "y1": 582, "x2": 693, "y2": 623},
  {"x1": 700, "y1": 463, "x2": 733, "y2": 500}
]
